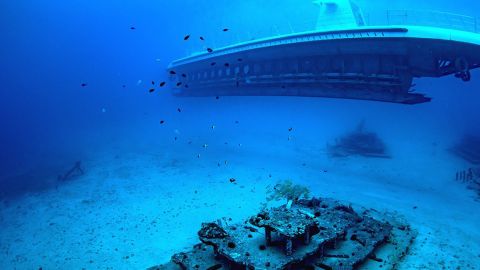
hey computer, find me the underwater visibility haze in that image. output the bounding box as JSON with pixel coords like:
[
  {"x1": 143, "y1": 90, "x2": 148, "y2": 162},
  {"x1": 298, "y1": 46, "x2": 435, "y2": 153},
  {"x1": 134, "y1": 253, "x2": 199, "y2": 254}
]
[{"x1": 1, "y1": 0, "x2": 480, "y2": 269}]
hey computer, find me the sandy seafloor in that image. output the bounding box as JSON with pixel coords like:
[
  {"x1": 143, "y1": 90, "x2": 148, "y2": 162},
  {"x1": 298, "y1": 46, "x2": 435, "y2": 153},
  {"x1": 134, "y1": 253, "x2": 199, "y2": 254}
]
[{"x1": 1, "y1": 122, "x2": 479, "y2": 269}]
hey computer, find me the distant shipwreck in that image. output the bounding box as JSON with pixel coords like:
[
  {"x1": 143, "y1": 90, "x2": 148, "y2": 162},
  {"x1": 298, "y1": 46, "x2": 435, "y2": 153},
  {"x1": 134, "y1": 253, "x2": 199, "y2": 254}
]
[
  {"x1": 167, "y1": 0, "x2": 480, "y2": 104},
  {"x1": 327, "y1": 121, "x2": 389, "y2": 158},
  {"x1": 451, "y1": 135, "x2": 480, "y2": 165}
]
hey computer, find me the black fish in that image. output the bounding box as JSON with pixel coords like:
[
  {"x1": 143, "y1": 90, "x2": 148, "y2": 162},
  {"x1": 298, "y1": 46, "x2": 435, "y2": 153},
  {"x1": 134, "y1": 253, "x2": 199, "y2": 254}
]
[
  {"x1": 130, "y1": 26, "x2": 136, "y2": 30},
  {"x1": 215, "y1": 96, "x2": 219, "y2": 100},
  {"x1": 184, "y1": 35, "x2": 190, "y2": 40},
  {"x1": 81, "y1": 83, "x2": 87, "y2": 87},
  {"x1": 237, "y1": 58, "x2": 243, "y2": 62},
  {"x1": 288, "y1": 128, "x2": 293, "y2": 132},
  {"x1": 159, "y1": 81, "x2": 166, "y2": 87},
  {"x1": 177, "y1": 108, "x2": 181, "y2": 112},
  {"x1": 235, "y1": 120, "x2": 239, "y2": 124},
  {"x1": 149, "y1": 88, "x2": 155, "y2": 93},
  {"x1": 151, "y1": 81, "x2": 155, "y2": 85},
  {"x1": 211, "y1": 62, "x2": 216, "y2": 66},
  {"x1": 181, "y1": 74, "x2": 187, "y2": 78},
  {"x1": 229, "y1": 178, "x2": 236, "y2": 183},
  {"x1": 170, "y1": 70, "x2": 176, "y2": 75},
  {"x1": 176, "y1": 82, "x2": 182, "y2": 87},
  {"x1": 223, "y1": 28, "x2": 229, "y2": 32},
  {"x1": 207, "y1": 48, "x2": 213, "y2": 53},
  {"x1": 200, "y1": 36, "x2": 205, "y2": 41},
  {"x1": 160, "y1": 120, "x2": 165, "y2": 124},
  {"x1": 184, "y1": 84, "x2": 189, "y2": 88},
  {"x1": 224, "y1": 63, "x2": 230, "y2": 67}
]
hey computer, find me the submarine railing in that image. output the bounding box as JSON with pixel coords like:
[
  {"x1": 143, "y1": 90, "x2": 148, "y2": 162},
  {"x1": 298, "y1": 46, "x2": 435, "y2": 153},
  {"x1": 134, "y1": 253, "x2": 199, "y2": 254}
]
[{"x1": 181, "y1": 10, "x2": 479, "y2": 58}]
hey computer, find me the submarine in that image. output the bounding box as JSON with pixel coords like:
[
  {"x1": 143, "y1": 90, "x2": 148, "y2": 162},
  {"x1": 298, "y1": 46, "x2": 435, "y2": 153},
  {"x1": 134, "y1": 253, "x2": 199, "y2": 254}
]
[{"x1": 167, "y1": 0, "x2": 480, "y2": 104}]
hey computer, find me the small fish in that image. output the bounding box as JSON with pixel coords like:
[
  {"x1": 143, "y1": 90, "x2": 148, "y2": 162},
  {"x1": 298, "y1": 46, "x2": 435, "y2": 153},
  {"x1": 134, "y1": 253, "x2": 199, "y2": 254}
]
[
  {"x1": 160, "y1": 120, "x2": 165, "y2": 124},
  {"x1": 237, "y1": 58, "x2": 243, "y2": 62},
  {"x1": 224, "y1": 160, "x2": 228, "y2": 165},
  {"x1": 229, "y1": 178, "x2": 236, "y2": 183},
  {"x1": 177, "y1": 108, "x2": 181, "y2": 112},
  {"x1": 223, "y1": 28, "x2": 229, "y2": 32},
  {"x1": 170, "y1": 70, "x2": 176, "y2": 75},
  {"x1": 149, "y1": 88, "x2": 155, "y2": 93},
  {"x1": 137, "y1": 79, "x2": 143, "y2": 85},
  {"x1": 181, "y1": 74, "x2": 187, "y2": 78},
  {"x1": 211, "y1": 62, "x2": 216, "y2": 66},
  {"x1": 281, "y1": 85, "x2": 286, "y2": 89},
  {"x1": 199, "y1": 36, "x2": 205, "y2": 41},
  {"x1": 184, "y1": 84, "x2": 189, "y2": 88},
  {"x1": 176, "y1": 82, "x2": 182, "y2": 87},
  {"x1": 211, "y1": 125, "x2": 215, "y2": 129},
  {"x1": 288, "y1": 127, "x2": 293, "y2": 132},
  {"x1": 130, "y1": 26, "x2": 136, "y2": 30},
  {"x1": 235, "y1": 120, "x2": 239, "y2": 124},
  {"x1": 203, "y1": 144, "x2": 208, "y2": 148},
  {"x1": 122, "y1": 85, "x2": 126, "y2": 88},
  {"x1": 159, "y1": 81, "x2": 166, "y2": 87},
  {"x1": 184, "y1": 35, "x2": 190, "y2": 40},
  {"x1": 235, "y1": 81, "x2": 239, "y2": 87},
  {"x1": 288, "y1": 136, "x2": 291, "y2": 141},
  {"x1": 81, "y1": 83, "x2": 87, "y2": 87},
  {"x1": 207, "y1": 48, "x2": 213, "y2": 53},
  {"x1": 197, "y1": 154, "x2": 201, "y2": 158},
  {"x1": 215, "y1": 96, "x2": 219, "y2": 100},
  {"x1": 224, "y1": 63, "x2": 230, "y2": 67},
  {"x1": 174, "y1": 137, "x2": 177, "y2": 141},
  {"x1": 151, "y1": 81, "x2": 155, "y2": 85}
]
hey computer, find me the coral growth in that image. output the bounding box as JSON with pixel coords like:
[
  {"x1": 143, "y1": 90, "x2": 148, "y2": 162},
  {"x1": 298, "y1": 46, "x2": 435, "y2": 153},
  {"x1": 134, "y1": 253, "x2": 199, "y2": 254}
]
[{"x1": 267, "y1": 180, "x2": 310, "y2": 208}]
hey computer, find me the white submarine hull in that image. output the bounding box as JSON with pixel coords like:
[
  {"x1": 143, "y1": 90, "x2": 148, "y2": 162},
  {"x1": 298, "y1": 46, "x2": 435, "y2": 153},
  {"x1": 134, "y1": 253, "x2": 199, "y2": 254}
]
[{"x1": 167, "y1": 25, "x2": 480, "y2": 104}]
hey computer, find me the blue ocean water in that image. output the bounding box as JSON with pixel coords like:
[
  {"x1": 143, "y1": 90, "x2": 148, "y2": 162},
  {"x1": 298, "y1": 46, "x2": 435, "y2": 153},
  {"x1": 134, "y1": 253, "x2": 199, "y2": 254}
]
[{"x1": 1, "y1": 0, "x2": 480, "y2": 269}]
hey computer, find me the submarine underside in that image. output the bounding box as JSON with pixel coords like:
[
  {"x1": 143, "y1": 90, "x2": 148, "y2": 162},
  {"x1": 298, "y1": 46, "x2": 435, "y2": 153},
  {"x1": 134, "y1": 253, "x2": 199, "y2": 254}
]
[{"x1": 167, "y1": 27, "x2": 480, "y2": 104}]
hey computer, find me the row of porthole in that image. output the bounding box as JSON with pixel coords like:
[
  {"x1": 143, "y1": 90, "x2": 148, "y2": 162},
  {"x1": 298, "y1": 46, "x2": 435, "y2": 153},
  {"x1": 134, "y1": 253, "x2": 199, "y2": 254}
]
[
  {"x1": 184, "y1": 56, "x2": 396, "y2": 81},
  {"x1": 183, "y1": 62, "x2": 326, "y2": 81},
  {"x1": 187, "y1": 65, "x2": 252, "y2": 81}
]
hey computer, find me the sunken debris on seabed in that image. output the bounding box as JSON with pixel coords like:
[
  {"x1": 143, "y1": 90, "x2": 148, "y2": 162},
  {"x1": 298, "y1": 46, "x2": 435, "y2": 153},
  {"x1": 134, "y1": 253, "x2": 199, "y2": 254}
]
[
  {"x1": 455, "y1": 167, "x2": 480, "y2": 200},
  {"x1": 327, "y1": 120, "x2": 390, "y2": 159},
  {"x1": 147, "y1": 183, "x2": 416, "y2": 270},
  {"x1": 450, "y1": 134, "x2": 480, "y2": 165}
]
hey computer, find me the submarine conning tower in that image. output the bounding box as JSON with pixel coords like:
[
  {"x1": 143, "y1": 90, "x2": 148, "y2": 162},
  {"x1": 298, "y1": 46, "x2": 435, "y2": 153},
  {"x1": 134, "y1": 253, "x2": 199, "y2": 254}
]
[{"x1": 167, "y1": 0, "x2": 480, "y2": 104}]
